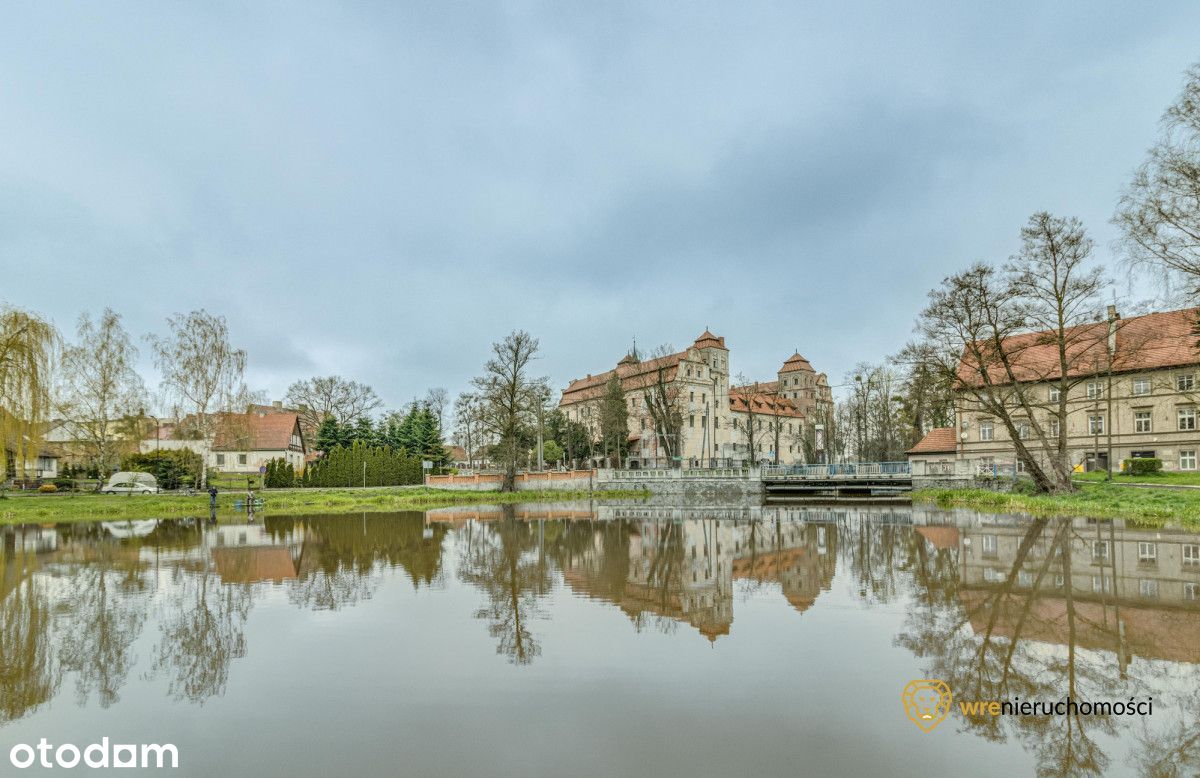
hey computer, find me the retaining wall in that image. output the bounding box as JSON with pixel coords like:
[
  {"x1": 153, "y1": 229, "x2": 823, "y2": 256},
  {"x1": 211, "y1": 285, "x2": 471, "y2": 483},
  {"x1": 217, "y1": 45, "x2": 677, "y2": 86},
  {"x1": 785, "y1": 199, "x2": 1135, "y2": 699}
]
[
  {"x1": 425, "y1": 469, "x2": 597, "y2": 492},
  {"x1": 595, "y1": 467, "x2": 765, "y2": 499},
  {"x1": 912, "y1": 475, "x2": 1014, "y2": 493}
]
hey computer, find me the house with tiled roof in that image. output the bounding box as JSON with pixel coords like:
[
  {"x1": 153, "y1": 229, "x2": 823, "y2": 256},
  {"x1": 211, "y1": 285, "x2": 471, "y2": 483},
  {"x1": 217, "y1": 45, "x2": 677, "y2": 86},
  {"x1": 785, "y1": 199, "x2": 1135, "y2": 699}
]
[
  {"x1": 559, "y1": 330, "x2": 832, "y2": 466},
  {"x1": 209, "y1": 411, "x2": 307, "y2": 474},
  {"x1": 955, "y1": 306, "x2": 1200, "y2": 473},
  {"x1": 906, "y1": 427, "x2": 959, "y2": 475}
]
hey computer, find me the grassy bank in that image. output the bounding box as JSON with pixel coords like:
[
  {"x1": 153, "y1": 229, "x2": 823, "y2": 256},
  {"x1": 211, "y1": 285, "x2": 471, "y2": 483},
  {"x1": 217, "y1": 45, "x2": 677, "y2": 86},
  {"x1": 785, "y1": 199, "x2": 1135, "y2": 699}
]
[
  {"x1": 0, "y1": 486, "x2": 647, "y2": 525},
  {"x1": 1074, "y1": 470, "x2": 1200, "y2": 487},
  {"x1": 914, "y1": 482, "x2": 1200, "y2": 524}
]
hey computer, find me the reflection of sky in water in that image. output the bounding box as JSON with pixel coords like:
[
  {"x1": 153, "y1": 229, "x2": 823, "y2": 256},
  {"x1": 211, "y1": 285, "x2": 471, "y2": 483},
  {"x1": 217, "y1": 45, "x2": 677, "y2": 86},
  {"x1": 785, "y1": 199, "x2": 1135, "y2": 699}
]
[{"x1": 2, "y1": 504, "x2": 1199, "y2": 777}]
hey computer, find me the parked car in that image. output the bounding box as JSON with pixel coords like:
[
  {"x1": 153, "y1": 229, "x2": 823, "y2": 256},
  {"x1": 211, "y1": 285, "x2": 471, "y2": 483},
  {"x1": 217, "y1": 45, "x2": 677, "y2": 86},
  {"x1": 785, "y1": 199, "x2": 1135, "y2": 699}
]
[{"x1": 101, "y1": 471, "x2": 159, "y2": 495}]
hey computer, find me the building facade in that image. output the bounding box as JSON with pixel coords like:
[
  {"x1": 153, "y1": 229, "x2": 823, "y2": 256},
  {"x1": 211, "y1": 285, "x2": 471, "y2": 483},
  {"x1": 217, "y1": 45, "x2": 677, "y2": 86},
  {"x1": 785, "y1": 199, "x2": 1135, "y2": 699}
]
[
  {"x1": 948, "y1": 307, "x2": 1200, "y2": 473},
  {"x1": 559, "y1": 330, "x2": 832, "y2": 466}
]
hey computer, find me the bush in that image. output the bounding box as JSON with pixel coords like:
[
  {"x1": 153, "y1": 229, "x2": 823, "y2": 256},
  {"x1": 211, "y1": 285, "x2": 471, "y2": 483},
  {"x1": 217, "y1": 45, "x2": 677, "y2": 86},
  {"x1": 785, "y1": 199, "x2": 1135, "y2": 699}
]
[
  {"x1": 52, "y1": 478, "x2": 75, "y2": 491},
  {"x1": 304, "y1": 442, "x2": 422, "y2": 487},
  {"x1": 1123, "y1": 457, "x2": 1163, "y2": 476},
  {"x1": 38, "y1": 483, "x2": 58, "y2": 493},
  {"x1": 121, "y1": 449, "x2": 204, "y2": 490},
  {"x1": 1010, "y1": 477, "x2": 1040, "y2": 495},
  {"x1": 264, "y1": 458, "x2": 297, "y2": 488}
]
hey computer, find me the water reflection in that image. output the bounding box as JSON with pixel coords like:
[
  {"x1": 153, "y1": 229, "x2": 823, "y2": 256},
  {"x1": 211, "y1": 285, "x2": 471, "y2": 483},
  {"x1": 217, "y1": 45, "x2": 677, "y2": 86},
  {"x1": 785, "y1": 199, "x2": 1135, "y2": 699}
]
[{"x1": 3, "y1": 504, "x2": 1200, "y2": 774}]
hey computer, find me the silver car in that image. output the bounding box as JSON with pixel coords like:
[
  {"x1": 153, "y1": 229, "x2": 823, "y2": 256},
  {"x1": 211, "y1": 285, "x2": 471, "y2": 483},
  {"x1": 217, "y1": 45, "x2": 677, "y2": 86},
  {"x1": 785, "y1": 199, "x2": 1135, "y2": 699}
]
[
  {"x1": 102, "y1": 481, "x2": 159, "y2": 495},
  {"x1": 102, "y1": 471, "x2": 160, "y2": 494}
]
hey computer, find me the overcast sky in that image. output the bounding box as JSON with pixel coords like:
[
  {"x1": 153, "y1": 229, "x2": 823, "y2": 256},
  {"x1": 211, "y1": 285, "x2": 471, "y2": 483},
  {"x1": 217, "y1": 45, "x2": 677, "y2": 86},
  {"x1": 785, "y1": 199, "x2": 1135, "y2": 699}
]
[{"x1": 2, "y1": 2, "x2": 1198, "y2": 411}]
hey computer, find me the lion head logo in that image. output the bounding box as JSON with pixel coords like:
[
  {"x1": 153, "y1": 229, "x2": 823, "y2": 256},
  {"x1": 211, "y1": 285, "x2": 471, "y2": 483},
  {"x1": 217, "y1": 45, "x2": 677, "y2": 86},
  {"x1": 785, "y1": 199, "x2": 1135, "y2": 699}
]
[{"x1": 901, "y1": 679, "x2": 952, "y2": 732}]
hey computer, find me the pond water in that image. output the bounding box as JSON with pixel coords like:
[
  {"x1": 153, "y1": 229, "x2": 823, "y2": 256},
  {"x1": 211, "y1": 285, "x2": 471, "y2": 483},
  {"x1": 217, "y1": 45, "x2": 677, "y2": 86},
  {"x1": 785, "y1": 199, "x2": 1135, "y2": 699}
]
[{"x1": 2, "y1": 501, "x2": 1198, "y2": 776}]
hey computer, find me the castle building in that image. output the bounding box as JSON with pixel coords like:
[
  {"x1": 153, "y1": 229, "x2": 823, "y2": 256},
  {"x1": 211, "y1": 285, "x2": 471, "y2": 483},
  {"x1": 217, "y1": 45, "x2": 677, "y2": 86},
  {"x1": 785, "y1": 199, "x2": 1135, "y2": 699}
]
[{"x1": 559, "y1": 330, "x2": 833, "y2": 466}]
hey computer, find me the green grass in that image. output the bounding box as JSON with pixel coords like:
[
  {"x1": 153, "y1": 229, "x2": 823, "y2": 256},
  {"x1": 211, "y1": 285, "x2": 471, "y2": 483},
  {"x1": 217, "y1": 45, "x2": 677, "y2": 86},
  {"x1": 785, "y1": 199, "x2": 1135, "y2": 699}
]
[
  {"x1": 914, "y1": 482, "x2": 1200, "y2": 524},
  {"x1": 1074, "y1": 470, "x2": 1200, "y2": 486},
  {"x1": 0, "y1": 486, "x2": 648, "y2": 525}
]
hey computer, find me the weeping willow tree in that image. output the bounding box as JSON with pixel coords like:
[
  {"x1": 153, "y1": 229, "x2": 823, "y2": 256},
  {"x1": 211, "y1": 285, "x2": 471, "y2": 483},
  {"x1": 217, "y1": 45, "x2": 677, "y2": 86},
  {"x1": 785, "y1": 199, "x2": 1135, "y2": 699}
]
[{"x1": 0, "y1": 306, "x2": 57, "y2": 482}]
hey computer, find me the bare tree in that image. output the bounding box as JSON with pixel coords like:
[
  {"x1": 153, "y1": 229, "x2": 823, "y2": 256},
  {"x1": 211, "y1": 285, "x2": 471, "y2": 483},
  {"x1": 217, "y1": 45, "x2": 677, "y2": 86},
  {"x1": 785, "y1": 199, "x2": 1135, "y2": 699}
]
[
  {"x1": 471, "y1": 331, "x2": 545, "y2": 491},
  {"x1": 453, "y1": 391, "x2": 487, "y2": 469},
  {"x1": 285, "y1": 375, "x2": 382, "y2": 432},
  {"x1": 639, "y1": 344, "x2": 683, "y2": 465},
  {"x1": 731, "y1": 373, "x2": 773, "y2": 465},
  {"x1": 1115, "y1": 62, "x2": 1200, "y2": 299},
  {"x1": 918, "y1": 214, "x2": 1108, "y2": 492},
  {"x1": 891, "y1": 340, "x2": 957, "y2": 445},
  {"x1": 424, "y1": 387, "x2": 449, "y2": 433},
  {"x1": 148, "y1": 310, "x2": 249, "y2": 486},
  {"x1": 57, "y1": 309, "x2": 146, "y2": 476}
]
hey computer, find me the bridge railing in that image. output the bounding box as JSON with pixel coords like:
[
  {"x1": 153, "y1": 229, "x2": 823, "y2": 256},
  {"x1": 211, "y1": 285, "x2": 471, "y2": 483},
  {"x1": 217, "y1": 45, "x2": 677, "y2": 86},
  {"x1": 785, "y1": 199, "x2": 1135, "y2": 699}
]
[{"x1": 761, "y1": 462, "x2": 912, "y2": 479}]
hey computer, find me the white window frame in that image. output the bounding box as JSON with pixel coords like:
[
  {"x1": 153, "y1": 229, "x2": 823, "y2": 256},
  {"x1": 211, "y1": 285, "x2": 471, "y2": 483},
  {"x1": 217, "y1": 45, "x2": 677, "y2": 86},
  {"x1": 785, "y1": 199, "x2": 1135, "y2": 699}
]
[
  {"x1": 1140, "y1": 579, "x2": 1159, "y2": 598},
  {"x1": 1088, "y1": 414, "x2": 1105, "y2": 435},
  {"x1": 1134, "y1": 410, "x2": 1153, "y2": 433},
  {"x1": 1181, "y1": 450, "x2": 1198, "y2": 471},
  {"x1": 979, "y1": 421, "x2": 994, "y2": 442},
  {"x1": 1087, "y1": 381, "x2": 1102, "y2": 400},
  {"x1": 1179, "y1": 373, "x2": 1196, "y2": 392},
  {"x1": 1048, "y1": 386, "x2": 1061, "y2": 403},
  {"x1": 1185, "y1": 544, "x2": 1200, "y2": 566},
  {"x1": 1047, "y1": 418, "x2": 1060, "y2": 438},
  {"x1": 1132, "y1": 377, "x2": 1151, "y2": 396},
  {"x1": 1180, "y1": 407, "x2": 1197, "y2": 431},
  {"x1": 1092, "y1": 540, "x2": 1109, "y2": 560},
  {"x1": 1138, "y1": 541, "x2": 1157, "y2": 562}
]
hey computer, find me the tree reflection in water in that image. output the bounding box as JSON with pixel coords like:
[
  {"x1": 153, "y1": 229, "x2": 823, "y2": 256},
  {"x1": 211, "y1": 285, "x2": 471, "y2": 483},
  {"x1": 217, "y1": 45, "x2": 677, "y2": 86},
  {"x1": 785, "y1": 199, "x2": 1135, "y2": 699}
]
[
  {"x1": 3, "y1": 507, "x2": 1200, "y2": 774},
  {"x1": 895, "y1": 516, "x2": 1197, "y2": 776},
  {"x1": 151, "y1": 568, "x2": 251, "y2": 704},
  {"x1": 0, "y1": 535, "x2": 58, "y2": 723},
  {"x1": 458, "y1": 506, "x2": 551, "y2": 664}
]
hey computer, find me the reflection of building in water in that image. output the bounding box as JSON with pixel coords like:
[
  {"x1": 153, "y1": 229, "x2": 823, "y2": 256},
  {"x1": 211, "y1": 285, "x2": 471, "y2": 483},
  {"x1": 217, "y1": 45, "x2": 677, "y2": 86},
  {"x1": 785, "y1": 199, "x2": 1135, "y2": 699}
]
[
  {"x1": 562, "y1": 517, "x2": 837, "y2": 641},
  {"x1": 944, "y1": 515, "x2": 1200, "y2": 664}
]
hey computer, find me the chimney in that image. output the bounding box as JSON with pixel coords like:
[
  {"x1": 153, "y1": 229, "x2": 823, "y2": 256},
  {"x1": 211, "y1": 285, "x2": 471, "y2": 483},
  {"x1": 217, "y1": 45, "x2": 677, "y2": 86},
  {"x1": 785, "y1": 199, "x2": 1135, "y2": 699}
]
[{"x1": 1107, "y1": 305, "x2": 1120, "y2": 355}]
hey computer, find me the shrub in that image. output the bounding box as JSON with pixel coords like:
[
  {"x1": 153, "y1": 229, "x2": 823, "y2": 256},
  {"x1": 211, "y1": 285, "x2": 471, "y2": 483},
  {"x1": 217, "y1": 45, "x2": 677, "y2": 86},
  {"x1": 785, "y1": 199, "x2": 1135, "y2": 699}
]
[
  {"x1": 1123, "y1": 457, "x2": 1163, "y2": 476},
  {"x1": 121, "y1": 449, "x2": 203, "y2": 490},
  {"x1": 1010, "y1": 477, "x2": 1040, "y2": 495},
  {"x1": 38, "y1": 483, "x2": 58, "y2": 493},
  {"x1": 52, "y1": 478, "x2": 74, "y2": 491}
]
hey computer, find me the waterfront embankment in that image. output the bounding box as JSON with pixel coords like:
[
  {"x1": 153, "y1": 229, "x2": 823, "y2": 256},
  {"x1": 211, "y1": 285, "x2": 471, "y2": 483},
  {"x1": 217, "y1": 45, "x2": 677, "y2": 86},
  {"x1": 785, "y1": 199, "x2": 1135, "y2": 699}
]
[
  {"x1": 915, "y1": 482, "x2": 1200, "y2": 524},
  {"x1": 0, "y1": 486, "x2": 649, "y2": 524}
]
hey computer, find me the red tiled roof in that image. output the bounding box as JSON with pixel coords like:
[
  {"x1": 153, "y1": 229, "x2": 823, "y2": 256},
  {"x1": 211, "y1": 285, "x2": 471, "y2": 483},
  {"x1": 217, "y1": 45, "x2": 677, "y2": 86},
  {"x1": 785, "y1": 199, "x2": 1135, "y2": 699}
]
[
  {"x1": 728, "y1": 383, "x2": 805, "y2": 418},
  {"x1": 561, "y1": 350, "x2": 685, "y2": 406},
  {"x1": 780, "y1": 352, "x2": 814, "y2": 373},
  {"x1": 958, "y1": 307, "x2": 1200, "y2": 387},
  {"x1": 692, "y1": 330, "x2": 728, "y2": 350},
  {"x1": 212, "y1": 413, "x2": 303, "y2": 452},
  {"x1": 445, "y1": 445, "x2": 468, "y2": 461},
  {"x1": 907, "y1": 427, "x2": 958, "y2": 455}
]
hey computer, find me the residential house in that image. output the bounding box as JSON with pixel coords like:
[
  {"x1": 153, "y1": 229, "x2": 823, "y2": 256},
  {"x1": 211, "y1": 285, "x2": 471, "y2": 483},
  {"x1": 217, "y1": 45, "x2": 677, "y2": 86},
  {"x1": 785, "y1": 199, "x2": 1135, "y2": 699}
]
[
  {"x1": 906, "y1": 427, "x2": 959, "y2": 475},
  {"x1": 209, "y1": 411, "x2": 307, "y2": 474}
]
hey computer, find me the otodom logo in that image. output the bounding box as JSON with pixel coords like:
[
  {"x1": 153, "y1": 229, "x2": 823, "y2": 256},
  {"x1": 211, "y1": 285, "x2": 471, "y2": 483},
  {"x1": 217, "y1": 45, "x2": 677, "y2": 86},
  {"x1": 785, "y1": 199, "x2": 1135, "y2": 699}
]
[{"x1": 901, "y1": 679, "x2": 953, "y2": 732}]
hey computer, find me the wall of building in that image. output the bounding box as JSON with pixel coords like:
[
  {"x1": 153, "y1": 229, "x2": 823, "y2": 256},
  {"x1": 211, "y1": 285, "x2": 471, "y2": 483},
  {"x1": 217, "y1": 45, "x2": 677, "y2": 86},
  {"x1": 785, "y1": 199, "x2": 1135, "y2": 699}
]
[
  {"x1": 210, "y1": 448, "x2": 305, "y2": 474},
  {"x1": 957, "y1": 366, "x2": 1200, "y2": 471}
]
